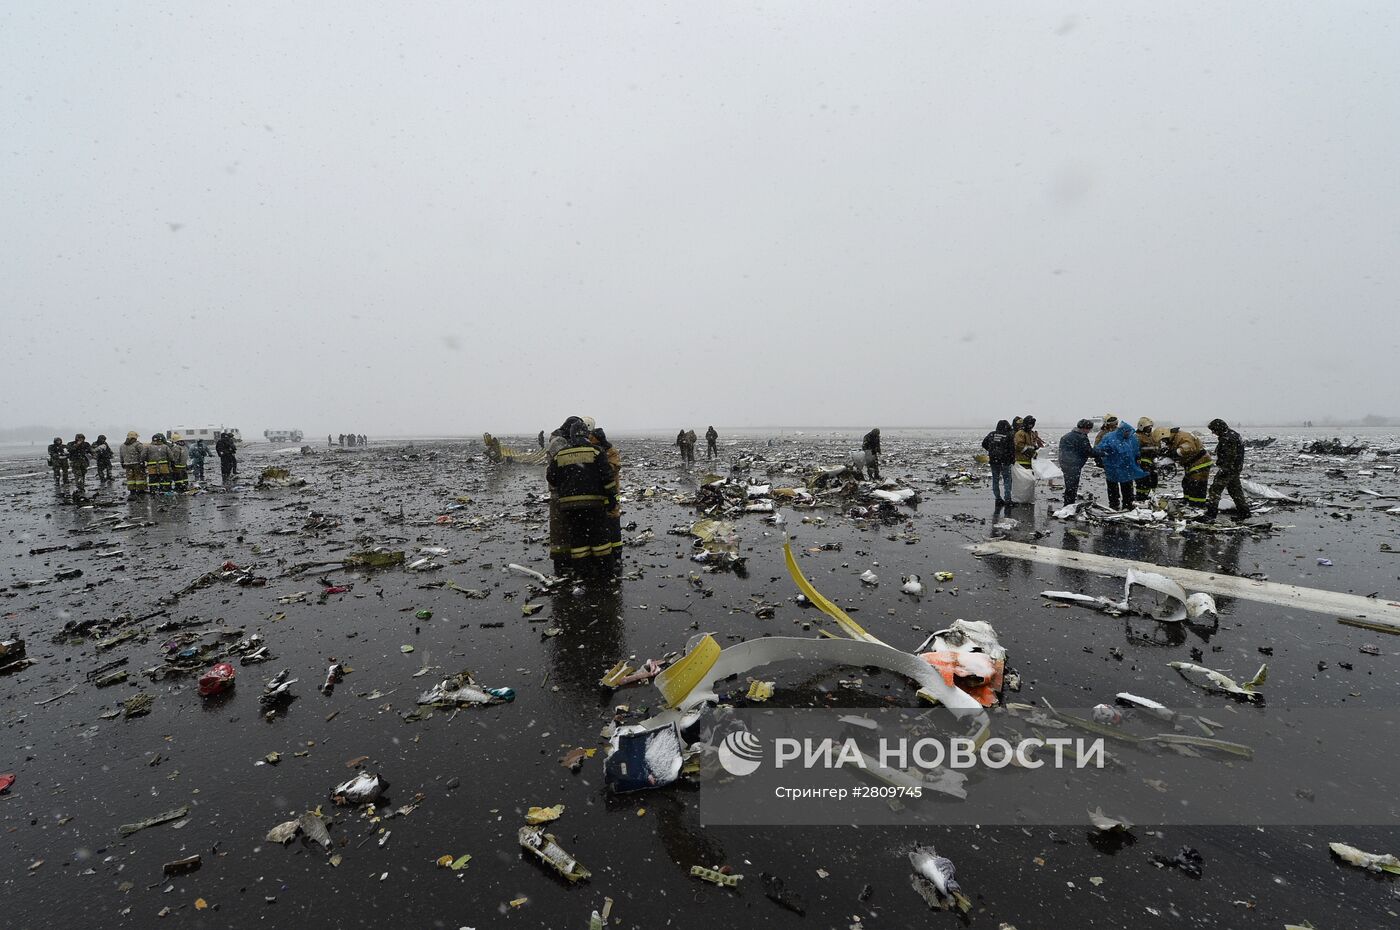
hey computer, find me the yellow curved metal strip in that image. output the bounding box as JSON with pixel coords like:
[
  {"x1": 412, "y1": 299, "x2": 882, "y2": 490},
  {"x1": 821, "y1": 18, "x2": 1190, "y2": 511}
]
[{"x1": 783, "y1": 540, "x2": 882, "y2": 644}]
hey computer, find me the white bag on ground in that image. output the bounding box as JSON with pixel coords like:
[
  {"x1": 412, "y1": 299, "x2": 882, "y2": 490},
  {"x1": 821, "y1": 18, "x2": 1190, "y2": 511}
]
[
  {"x1": 1031, "y1": 458, "x2": 1064, "y2": 481},
  {"x1": 1010, "y1": 465, "x2": 1037, "y2": 502}
]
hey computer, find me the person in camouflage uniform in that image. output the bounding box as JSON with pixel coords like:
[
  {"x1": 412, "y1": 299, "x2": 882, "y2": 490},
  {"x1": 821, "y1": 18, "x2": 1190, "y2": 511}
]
[
  {"x1": 1202, "y1": 418, "x2": 1251, "y2": 521},
  {"x1": 48, "y1": 437, "x2": 70, "y2": 485}
]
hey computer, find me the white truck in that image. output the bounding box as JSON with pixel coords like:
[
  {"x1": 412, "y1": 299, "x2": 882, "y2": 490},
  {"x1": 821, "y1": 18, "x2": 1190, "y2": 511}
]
[
  {"x1": 168, "y1": 426, "x2": 241, "y2": 444},
  {"x1": 263, "y1": 429, "x2": 304, "y2": 443}
]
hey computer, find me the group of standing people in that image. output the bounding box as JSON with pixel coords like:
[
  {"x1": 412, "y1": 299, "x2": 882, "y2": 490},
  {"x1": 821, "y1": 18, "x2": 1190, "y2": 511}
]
[
  {"x1": 331, "y1": 434, "x2": 367, "y2": 447},
  {"x1": 546, "y1": 416, "x2": 623, "y2": 577},
  {"x1": 674, "y1": 427, "x2": 721, "y2": 463},
  {"x1": 986, "y1": 414, "x2": 1251, "y2": 520},
  {"x1": 47, "y1": 434, "x2": 113, "y2": 498},
  {"x1": 112, "y1": 431, "x2": 237, "y2": 496},
  {"x1": 980, "y1": 417, "x2": 1043, "y2": 502}
]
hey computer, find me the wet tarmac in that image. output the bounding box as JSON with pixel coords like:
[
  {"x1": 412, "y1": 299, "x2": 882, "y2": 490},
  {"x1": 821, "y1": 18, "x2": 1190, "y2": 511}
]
[{"x1": 3, "y1": 429, "x2": 1398, "y2": 928}]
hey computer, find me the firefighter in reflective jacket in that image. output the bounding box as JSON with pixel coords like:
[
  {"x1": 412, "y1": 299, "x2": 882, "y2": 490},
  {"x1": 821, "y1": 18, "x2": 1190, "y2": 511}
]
[
  {"x1": 169, "y1": 433, "x2": 189, "y2": 491},
  {"x1": 1163, "y1": 426, "x2": 1213, "y2": 507},
  {"x1": 546, "y1": 420, "x2": 619, "y2": 575},
  {"x1": 1134, "y1": 417, "x2": 1171, "y2": 498},
  {"x1": 120, "y1": 432, "x2": 146, "y2": 494},
  {"x1": 144, "y1": 434, "x2": 174, "y2": 493},
  {"x1": 1014, "y1": 416, "x2": 1043, "y2": 467}
]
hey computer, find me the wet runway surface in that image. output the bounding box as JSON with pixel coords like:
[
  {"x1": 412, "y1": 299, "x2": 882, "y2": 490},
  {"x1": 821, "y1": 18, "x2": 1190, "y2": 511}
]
[{"x1": 3, "y1": 430, "x2": 1398, "y2": 928}]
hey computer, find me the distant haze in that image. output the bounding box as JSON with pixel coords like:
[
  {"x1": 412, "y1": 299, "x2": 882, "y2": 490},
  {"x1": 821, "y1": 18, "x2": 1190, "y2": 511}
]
[{"x1": 2, "y1": 2, "x2": 1397, "y2": 437}]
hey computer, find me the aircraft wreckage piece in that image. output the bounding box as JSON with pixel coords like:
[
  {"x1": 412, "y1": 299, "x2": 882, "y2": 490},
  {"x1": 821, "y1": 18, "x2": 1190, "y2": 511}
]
[
  {"x1": 603, "y1": 542, "x2": 990, "y2": 792},
  {"x1": 970, "y1": 540, "x2": 1400, "y2": 630}
]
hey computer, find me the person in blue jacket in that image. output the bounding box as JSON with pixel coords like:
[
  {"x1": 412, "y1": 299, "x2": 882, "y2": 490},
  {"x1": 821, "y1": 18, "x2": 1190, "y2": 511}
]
[{"x1": 1095, "y1": 422, "x2": 1147, "y2": 510}]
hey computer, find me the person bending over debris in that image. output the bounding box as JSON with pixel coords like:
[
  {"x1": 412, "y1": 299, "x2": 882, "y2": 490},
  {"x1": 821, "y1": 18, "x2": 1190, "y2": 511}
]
[
  {"x1": 982, "y1": 420, "x2": 1015, "y2": 505},
  {"x1": 1163, "y1": 426, "x2": 1212, "y2": 508},
  {"x1": 1095, "y1": 422, "x2": 1146, "y2": 510},
  {"x1": 1203, "y1": 419, "x2": 1251, "y2": 521},
  {"x1": 862, "y1": 427, "x2": 882, "y2": 479},
  {"x1": 546, "y1": 419, "x2": 619, "y2": 577}
]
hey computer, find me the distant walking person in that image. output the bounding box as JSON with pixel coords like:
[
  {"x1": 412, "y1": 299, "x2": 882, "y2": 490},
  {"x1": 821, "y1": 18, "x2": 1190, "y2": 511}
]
[
  {"x1": 120, "y1": 432, "x2": 146, "y2": 495},
  {"x1": 862, "y1": 428, "x2": 882, "y2": 480},
  {"x1": 216, "y1": 432, "x2": 238, "y2": 481},
  {"x1": 981, "y1": 420, "x2": 1016, "y2": 504},
  {"x1": 684, "y1": 429, "x2": 697, "y2": 464},
  {"x1": 48, "y1": 437, "x2": 70, "y2": 485},
  {"x1": 705, "y1": 426, "x2": 718, "y2": 460},
  {"x1": 92, "y1": 435, "x2": 113, "y2": 483},
  {"x1": 1057, "y1": 420, "x2": 1101, "y2": 507},
  {"x1": 1202, "y1": 419, "x2": 1251, "y2": 521},
  {"x1": 1095, "y1": 422, "x2": 1146, "y2": 510},
  {"x1": 538, "y1": 430, "x2": 546, "y2": 449},
  {"x1": 67, "y1": 434, "x2": 92, "y2": 499}
]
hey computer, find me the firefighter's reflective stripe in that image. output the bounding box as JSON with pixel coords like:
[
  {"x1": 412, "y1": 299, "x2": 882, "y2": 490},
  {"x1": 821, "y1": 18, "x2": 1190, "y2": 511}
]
[
  {"x1": 567, "y1": 544, "x2": 615, "y2": 559},
  {"x1": 553, "y1": 448, "x2": 599, "y2": 467},
  {"x1": 558, "y1": 494, "x2": 607, "y2": 508},
  {"x1": 1186, "y1": 459, "x2": 1213, "y2": 474},
  {"x1": 1183, "y1": 470, "x2": 1210, "y2": 503}
]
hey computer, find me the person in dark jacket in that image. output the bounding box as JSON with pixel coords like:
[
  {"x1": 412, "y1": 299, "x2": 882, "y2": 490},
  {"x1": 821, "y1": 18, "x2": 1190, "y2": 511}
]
[
  {"x1": 1095, "y1": 423, "x2": 1147, "y2": 510},
  {"x1": 1203, "y1": 419, "x2": 1251, "y2": 521},
  {"x1": 981, "y1": 420, "x2": 1016, "y2": 504},
  {"x1": 215, "y1": 433, "x2": 238, "y2": 481},
  {"x1": 706, "y1": 426, "x2": 718, "y2": 460},
  {"x1": 1057, "y1": 420, "x2": 1101, "y2": 506},
  {"x1": 862, "y1": 428, "x2": 882, "y2": 479},
  {"x1": 48, "y1": 437, "x2": 70, "y2": 485},
  {"x1": 92, "y1": 435, "x2": 113, "y2": 483},
  {"x1": 546, "y1": 419, "x2": 618, "y2": 577}
]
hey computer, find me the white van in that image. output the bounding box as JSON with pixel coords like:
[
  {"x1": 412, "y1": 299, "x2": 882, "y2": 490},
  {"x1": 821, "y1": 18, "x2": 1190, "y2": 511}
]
[
  {"x1": 168, "y1": 426, "x2": 241, "y2": 444},
  {"x1": 263, "y1": 429, "x2": 304, "y2": 443}
]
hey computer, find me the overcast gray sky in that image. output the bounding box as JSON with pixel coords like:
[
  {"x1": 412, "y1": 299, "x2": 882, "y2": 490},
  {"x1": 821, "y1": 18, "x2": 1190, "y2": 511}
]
[{"x1": 3, "y1": 2, "x2": 1398, "y2": 437}]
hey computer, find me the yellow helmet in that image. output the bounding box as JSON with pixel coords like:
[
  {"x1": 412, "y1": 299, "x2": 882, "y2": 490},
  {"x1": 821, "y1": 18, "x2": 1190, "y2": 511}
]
[
  {"x1": 1136, "y1": 417, "x2": 1154, "y2": 430},
  {"x1": 126, "y1": 431, "x2": 139, "y2": 441},
  {"x1": 170, "y1": 432, "x2": 183, "y2": 442}
]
